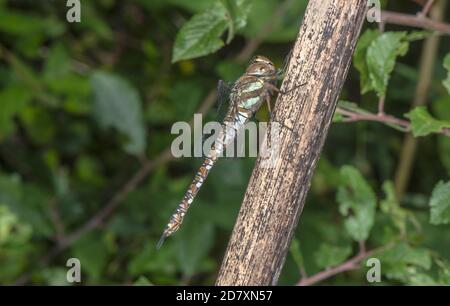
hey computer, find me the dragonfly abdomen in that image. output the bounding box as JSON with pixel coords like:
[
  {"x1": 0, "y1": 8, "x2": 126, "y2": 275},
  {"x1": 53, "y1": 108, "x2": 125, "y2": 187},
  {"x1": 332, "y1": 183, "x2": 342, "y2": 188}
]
[{"x1": 157, "y1": 132, "x2": 227, "y2": 249}]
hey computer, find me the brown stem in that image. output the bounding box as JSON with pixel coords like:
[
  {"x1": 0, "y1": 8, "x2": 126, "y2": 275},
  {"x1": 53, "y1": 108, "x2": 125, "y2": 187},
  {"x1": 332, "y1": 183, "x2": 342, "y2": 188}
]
[
  {"x1": 337, "y1": 108, "x2": 410, "y2": 129},
  {"x1": 297, "y1": 246, "x2": 374, "y2": 286},
  {"x1": 378, "y1": 97, "x2": 385, "y2": 115},
  {"x1": 418, "y1": 0, "x2": 435, "y2": 17},
  {"x1": 394, "y1": 0, "x2": 447, "y2": 199},
  {"x1": 381, "y1": 10, "x2": 450, "y2": 35},
  {"x1": 336, "y1": 107, "x2": 450, "y2": 136}
]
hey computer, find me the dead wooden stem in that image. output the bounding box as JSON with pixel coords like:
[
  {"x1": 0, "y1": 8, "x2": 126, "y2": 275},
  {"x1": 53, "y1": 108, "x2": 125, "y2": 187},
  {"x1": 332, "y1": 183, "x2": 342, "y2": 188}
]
[{"x1": 216, "y1": 0, "x2": 368, "y2": 286}]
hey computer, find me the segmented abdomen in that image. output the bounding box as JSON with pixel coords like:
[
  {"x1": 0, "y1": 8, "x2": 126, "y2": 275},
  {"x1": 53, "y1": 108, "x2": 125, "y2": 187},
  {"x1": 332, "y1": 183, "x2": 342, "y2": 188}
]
[{"x1": 157, "y1": 117, "x2": 243, "y2": 248}]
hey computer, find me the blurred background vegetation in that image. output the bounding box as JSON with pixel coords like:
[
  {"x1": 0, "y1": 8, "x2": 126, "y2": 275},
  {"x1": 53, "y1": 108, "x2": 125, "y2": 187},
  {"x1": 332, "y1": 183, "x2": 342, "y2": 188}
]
[{"x1": 0, "y1": 0, "x2": 449, "y2": 285}]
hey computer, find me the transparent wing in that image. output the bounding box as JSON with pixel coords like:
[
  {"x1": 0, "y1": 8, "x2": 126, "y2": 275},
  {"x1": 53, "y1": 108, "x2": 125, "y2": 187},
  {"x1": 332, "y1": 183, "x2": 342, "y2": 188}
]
[
  {"x1": 201, "y1": 80, "x2": 234, "y2": 157},
  {"x1": 277, "y1": 49, "x2": 293, "y2": 80},
  {"x1": 216, "y1": 79, "x2": 234, "y2": 121}
]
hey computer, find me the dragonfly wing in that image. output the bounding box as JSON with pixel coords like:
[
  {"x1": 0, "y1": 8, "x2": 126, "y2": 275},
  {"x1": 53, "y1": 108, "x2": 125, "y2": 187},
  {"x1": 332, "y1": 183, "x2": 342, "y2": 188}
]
[
  {"x1": 202, "y1": 80, "x2": 234, "y2": 151},
  {"x1": 277, "y1": 49, "x2": 293, "y2": 80},
  {"x1": 216, "y1": 79, "x2": 234, "y2": 120}
]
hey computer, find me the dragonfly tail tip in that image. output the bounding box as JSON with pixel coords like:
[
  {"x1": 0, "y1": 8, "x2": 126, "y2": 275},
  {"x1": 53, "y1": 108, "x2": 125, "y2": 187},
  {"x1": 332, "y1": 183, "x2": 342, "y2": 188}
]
[{"x1": 156, "y1": 233, "x2": 167, "y2": 250}]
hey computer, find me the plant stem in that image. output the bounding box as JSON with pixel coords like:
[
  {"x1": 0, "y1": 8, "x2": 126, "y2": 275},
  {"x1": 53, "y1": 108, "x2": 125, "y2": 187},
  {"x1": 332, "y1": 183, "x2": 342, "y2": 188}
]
[{"x1": 394, "y1": 0, "x2": 447, "y2": 199}]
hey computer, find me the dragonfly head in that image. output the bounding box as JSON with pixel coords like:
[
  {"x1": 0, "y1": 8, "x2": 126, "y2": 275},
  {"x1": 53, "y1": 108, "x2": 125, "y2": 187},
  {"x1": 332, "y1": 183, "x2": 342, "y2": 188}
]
[{"x1": 246, "y1": 55, "x2": 277, "y2": 79}]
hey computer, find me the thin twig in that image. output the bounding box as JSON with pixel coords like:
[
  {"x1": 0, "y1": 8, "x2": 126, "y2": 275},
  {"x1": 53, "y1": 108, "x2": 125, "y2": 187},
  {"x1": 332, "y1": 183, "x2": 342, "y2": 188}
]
[
  {"x1": 336, "y1": 107, "x2": 450, "y2": 136},
  {"x1": 377, "y1": 97, "x2": 385, "y2": 115},
  {"x1": 381, "y1": 10, "x2": 450, "y2": 35},
  {"x1": 394, "y1": 0, "x2": 447, "y2": 199},
  {"x1": 418, "y1": 0, "x2": 435, "y2": 17},
  {"x1": 296, "y1": 241, "x2": 382, "y2": 286},
  {"x1": 296, "y1": 242, "x2": 371, "y2": 286},
  {"x1": 336, "y1": 107, "x2": 410, "y2": 129}
]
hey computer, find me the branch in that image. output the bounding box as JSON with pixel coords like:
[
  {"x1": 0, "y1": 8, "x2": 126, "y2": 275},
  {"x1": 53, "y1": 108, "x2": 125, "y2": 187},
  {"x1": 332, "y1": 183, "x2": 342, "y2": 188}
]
[
  {"x1": 335, "y1": 107, "x2": 450, "y2": 137},
  {"x1": 297, "y1": 242, "x2": 374, "y2": 286},
  {"x1": 394, "y1": 0, "x2": 447, "y2": 199},
  {"x1": 417, "y1": 0, "x2": 435, "y2": 18},
  {"x1": 381, "y1": 10, "x2": 450, "y2": 35},
  {"x1": 296, "y1": 241, "x2": 399, "y2": 286}
]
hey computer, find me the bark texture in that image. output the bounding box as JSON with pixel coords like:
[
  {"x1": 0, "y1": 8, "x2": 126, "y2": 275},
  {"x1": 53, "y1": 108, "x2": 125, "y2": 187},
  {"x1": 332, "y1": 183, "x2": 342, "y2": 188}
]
[{"x1": 216, "y1": 0, "x2": 368, "y2": 286}]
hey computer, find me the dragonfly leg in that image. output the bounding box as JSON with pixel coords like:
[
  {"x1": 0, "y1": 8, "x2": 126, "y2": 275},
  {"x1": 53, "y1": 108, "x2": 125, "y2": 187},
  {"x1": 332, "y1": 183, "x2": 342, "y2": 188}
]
[
  {"x1": 269, "y1": 111, "x2": 300, "y2": 138},
  {"x1": 266, "y1": 94, "x2": 272, "y2": 114},
  {"x1": 265, "y1": 81, "x2": 308, "y2": 96},
  {"x1": 278, "y1": 82, "x2": 308, "y2": 96}
]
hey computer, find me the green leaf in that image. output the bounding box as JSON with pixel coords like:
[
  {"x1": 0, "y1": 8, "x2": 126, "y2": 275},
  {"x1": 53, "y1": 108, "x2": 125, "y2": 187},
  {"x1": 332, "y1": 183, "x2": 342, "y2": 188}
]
[
  {"x1": 377, "y1": 242, "x2": 433, "y2": 284},
  {"x1": 432, "y1": 97, "x2": 450, "y2": 175},
  {"x1": 175, "y1": 221, "x2": 214, "y2": 277},
  {"x1": 0, "y1": 205, "x2": 32, "y2": 246},
  {"x1": 429, "y1": 181, "x2": 450, "y2": 225},
  {"x1": 133, "y1": 276, "x2": 152, "y2": 286},
  {"x1": 380, "y1": 243, "x2": 432, "y2": 270},
  {"x1": 90, "y1": 71, "x2": 146, "y2": 155},
  {"x1": 437, "y1": 260, "x2": 450, "y2": 284},
  {"x1": 172, "y1": 0, "x2": 251, "y2": 62},
  {"x1": 172, "y1": 3, "x2": 228, "y2": 63},
  {"x1": 72, "y1": 231, "x2": 109, "y2": 281},
  {"x1": 240, "y1": 0, "x2": 306, "y2": 43},
  {"x1": 406, "y1": 30, "x2": 432, "y2": 41},
  {"x1": 337, "y1": 166, "x2": 376, "y2": 242},
  {"x1": 231, "y1": 0, "x2": 252, "y2": 30},
  {"x1": 366, "y1": 32, "x2": 409, "y2": 98},
  {"x1": 0, "y1": 9, "x2": 47, "y2": 35},
  {"x1": 405, "y1": 106, "x2": 450, "y2": 137},
  {"x1": 20, "y1": 105, "x2": 55, "y2": 144},
  {"x1": 128, "y1": 241, "x2": 177, "y2": 277},
  {"x1": 0, "y1": 175, "x2": 53, "y2": 237},
  {"x1": 443, "y1": 53, "x2": 450, "y2": 95},
  {"x1": 41, "y1": 268, "x2": 70, "y2": 286},
  {"x1": 0, "y1": 206, "x2": 32, "y2": 283},
  {"x1": 5, "y1": 51, "x2": 56, "y2": 105},
  {"x1": 43, "y1": 44, "x2": 71, "y2": 82},
  {"x1": 0, "y1": 85, "x2": 32, "y2": 139},
  {"x1": 289, "y1": 238, "x2": 305, "y2": 272},
  {"x1": 353, "y1": 29, "x2": 380, "y2": 94},
  {"x1": 380, "y1": 181, "x2": 407, "y2": 234},
  {"x1": 314, "y1": 243, "x2": 352, "y2": 269}
]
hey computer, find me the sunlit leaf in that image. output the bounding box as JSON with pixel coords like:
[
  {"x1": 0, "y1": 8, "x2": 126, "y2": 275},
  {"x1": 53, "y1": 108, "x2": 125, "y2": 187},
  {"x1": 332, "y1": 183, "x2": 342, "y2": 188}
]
[
  {"x1": 443, "y1": 53, "x2": 450, "y2": 95},
  {"x1": 377, "y1": 242, "x2": 433, "y2": 284},
  {"x1": 0, "y1": 175, "x2": 53, "y2": 237},
  {"x1": 353, "y1": 29, "x2": 380, "y2": 94},
  {"x1": 172, "y1": 0, "x2": 251, "y2": 62},
  {"x1": 314, "y1": 243, "x2": 352, "y2": 269},
  {"x1": 366, "y1": 32, "x2": 409, "y2": 98},
  {"x1": 337, "y1": 166, "x2": 376, "y2": 242},
  {"x1": 405, "y1": 106, "x2": 450, "y2": 137},
  {"x1": 429, "y1": 181, "x2": 450, "y2": 225}
]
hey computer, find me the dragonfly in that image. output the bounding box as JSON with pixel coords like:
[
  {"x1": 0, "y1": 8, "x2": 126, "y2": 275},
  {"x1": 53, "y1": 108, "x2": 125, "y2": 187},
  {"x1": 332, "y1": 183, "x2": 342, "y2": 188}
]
[{"x1": 157, "y1": 55, "x2": 283, "y2": 249}]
